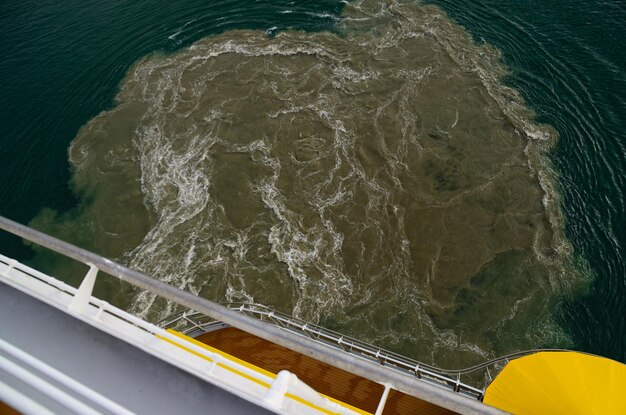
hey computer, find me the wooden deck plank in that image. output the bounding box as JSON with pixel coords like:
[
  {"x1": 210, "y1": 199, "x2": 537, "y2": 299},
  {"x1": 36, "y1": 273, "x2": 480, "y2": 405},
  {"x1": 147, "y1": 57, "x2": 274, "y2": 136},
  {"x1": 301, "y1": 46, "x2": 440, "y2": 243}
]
[
  {"x1": 0, "y1": 401, "x2": 21, "y2": 415},
  {"x1": 196, "y1": 327, "x2": 456, "y2": 415}
]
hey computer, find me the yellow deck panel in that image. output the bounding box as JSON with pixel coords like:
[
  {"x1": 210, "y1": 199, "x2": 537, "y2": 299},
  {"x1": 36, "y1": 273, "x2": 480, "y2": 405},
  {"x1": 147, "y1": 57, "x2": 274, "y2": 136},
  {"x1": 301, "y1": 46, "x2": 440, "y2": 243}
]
[{"x1": 484, "y1": 351, "x2": 626, "y2": 414}]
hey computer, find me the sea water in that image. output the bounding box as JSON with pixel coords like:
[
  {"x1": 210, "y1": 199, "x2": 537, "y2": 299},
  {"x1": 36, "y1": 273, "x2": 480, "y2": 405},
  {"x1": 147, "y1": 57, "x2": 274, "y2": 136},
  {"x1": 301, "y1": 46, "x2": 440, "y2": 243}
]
[{"x1": 1, "y1": 0, "x2": 623, "y2": 367}]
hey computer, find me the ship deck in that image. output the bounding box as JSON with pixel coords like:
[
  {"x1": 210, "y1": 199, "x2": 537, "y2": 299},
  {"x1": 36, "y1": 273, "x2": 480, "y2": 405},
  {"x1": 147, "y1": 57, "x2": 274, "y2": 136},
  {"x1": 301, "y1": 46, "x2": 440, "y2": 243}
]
[{"x1": 196, "y1": 327, "x2": 456, "y2": 415}]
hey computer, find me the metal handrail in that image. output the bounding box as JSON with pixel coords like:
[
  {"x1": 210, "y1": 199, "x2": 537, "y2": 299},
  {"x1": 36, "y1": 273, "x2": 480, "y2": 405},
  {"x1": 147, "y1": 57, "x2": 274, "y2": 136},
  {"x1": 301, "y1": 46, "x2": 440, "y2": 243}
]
[
  {"x1": 158, "y1": 307, "x2": 484, "y2": 398},
  {"x1": 158, "y1": 305, "x2": 561, "y2": 397},
  {"x1": 0, "y1": 216, "x2": 506, "y2": 415}
]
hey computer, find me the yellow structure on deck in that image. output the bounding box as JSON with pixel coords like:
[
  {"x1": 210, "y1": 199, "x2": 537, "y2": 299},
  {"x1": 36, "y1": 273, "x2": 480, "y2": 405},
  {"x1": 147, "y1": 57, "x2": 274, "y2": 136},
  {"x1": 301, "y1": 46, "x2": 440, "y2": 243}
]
[{"x1": 484, "y1": 351, "x2": 626, "y2": 414}]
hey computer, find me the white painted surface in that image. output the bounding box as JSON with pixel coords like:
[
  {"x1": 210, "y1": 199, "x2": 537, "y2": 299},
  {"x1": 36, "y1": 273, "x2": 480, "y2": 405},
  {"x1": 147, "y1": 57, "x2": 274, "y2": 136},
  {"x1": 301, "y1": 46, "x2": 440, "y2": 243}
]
[{"x1": 0, "y1": 254, "x2": 366, "y2": 415}]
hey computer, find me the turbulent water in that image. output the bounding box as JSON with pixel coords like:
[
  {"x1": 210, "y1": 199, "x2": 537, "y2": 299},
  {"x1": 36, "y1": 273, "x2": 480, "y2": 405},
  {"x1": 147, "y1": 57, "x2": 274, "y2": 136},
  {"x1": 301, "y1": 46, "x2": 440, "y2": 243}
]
[
  {"x1": 27, "y1": 0, "x2": 588, "y2": 366},
  {"x1": 427, "y1": 0, "x2": 626, "y2": 363}
]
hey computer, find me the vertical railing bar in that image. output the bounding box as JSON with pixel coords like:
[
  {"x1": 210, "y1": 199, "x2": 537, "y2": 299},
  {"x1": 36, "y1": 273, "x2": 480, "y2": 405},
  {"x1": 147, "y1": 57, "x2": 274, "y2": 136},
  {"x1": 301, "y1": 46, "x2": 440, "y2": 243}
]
[{"x1": 415, "y1": 364, "x2": 422, "y2": 379}]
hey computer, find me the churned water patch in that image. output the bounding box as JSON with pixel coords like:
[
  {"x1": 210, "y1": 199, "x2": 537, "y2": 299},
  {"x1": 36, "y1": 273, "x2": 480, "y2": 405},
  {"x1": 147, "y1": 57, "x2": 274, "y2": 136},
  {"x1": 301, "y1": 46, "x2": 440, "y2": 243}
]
[{"x1": 31, "y1": 0, "x2": 588, "y2": 366}]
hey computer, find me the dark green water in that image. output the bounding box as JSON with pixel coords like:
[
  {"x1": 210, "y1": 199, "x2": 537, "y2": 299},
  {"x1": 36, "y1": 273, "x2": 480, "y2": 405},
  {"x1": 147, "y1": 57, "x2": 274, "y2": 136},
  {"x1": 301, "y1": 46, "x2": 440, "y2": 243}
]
[
  {"x1": 427, "y1": 0, "x2": 626, "y2": 363},
  {"x1": 0, "y1": 0, "x2": 623, "y2": 365}
]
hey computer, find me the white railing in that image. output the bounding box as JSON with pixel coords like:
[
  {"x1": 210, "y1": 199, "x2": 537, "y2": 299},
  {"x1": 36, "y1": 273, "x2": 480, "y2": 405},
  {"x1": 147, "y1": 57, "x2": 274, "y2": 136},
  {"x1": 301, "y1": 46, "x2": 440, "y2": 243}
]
[
  {"x1": 0, "y1": 338, "x2": 134, "y2": 415},
  {"x1": 0, "y1": 253, "x2": 368, "y2": 415},
  {"x1": 0, "y1": 215, "x2": 507, "y2": 415}
]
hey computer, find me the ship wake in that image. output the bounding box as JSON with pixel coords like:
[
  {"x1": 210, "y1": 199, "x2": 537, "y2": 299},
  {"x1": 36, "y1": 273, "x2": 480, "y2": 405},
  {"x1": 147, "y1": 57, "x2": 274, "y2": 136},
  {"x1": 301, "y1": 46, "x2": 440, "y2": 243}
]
[{"x1": 32, "y1": 0, "x2": 585, "y2": 366}]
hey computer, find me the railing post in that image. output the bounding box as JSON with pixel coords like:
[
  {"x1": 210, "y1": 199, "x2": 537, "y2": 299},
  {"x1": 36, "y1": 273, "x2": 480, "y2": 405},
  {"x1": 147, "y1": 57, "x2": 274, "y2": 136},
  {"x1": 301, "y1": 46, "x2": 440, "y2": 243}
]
[
  {"x1": 1, "y1": 259, "x2": 17, "y2": 277},
  {"x1": 208, "y1": 356, "x2": 222, "y2": 376},
  {"x1": 301, "y1": 324, "x2": 316, "y2": 339},
  {"x1": 68, "y1": 263, "x2": 98, "y2": 315},
  {"x1": 338, "y1": 336, "x2": 349, "y2": 352},
  {"x1": 375, "y1": 383, "x2": 392, "y2": 415},
  {"x1": 263, "y1": 370, "x2": 293, "y2": 410},
  {"x1": 375, "y1": 350, "x2": 385, "y2": 365}
]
